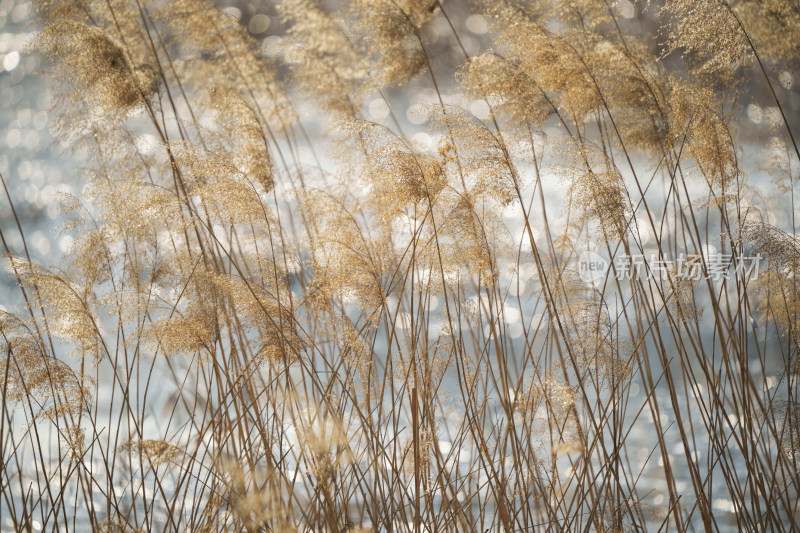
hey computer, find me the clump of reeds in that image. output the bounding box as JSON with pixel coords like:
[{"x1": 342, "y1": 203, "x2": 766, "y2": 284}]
[{"x1": 1, "y1": 0, "x2": 800, "y2": 530}]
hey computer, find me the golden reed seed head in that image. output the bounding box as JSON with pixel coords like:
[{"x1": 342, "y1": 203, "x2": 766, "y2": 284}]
[
  {"x1": 36, "y1": 21, "x2": 157, "y2": 113},
  {"x1": 118, "y1": 439, "x2": 184, "y2": 467}
]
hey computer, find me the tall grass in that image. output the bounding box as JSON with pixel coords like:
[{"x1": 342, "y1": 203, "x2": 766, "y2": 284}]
[{"x1": 1, "y1": 0, "x2": 799, "y2": 530}]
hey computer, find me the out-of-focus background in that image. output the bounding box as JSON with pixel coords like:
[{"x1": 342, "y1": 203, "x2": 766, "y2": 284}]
[
  {"x1": 0, "y1": 0, "x2": 78, "y2": 308},
  {"x1": 2, "y1": 2, "x2": 800, "y2": 531}
]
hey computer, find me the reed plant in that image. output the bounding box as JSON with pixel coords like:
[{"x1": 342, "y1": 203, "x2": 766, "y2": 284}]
[{"x1": 1, "y1": 0, "x2": 800, "y2": 530}]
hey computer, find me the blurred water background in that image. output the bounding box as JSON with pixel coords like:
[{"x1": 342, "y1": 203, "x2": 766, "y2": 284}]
[{"x1": 2, "y1": 1, "x2": 800, "y2": 530}]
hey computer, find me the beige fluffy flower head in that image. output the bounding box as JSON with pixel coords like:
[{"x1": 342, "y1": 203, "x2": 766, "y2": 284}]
[{"x1": 36, "y1": 21, "x2": 157, "y2": 114}]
